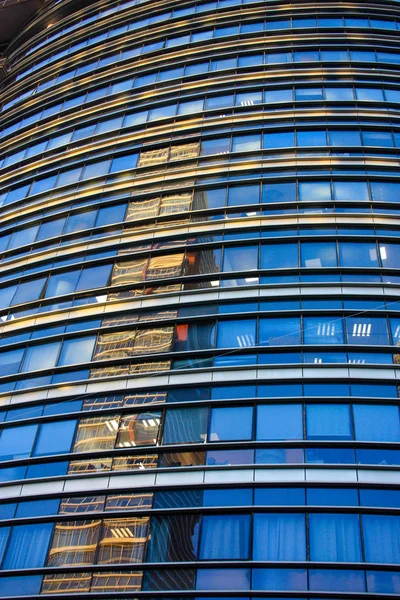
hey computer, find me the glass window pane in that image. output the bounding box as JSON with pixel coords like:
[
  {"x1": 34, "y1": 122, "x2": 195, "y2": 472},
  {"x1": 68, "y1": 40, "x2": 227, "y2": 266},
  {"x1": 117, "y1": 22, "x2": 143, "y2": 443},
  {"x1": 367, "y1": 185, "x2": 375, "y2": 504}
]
[
  {"x1": 116, "y1": 412, "x2": 161, "y2": 447},
  {"x1": 253, "y1": 514, "x2": 306, "y2": 560},
  {"x1": 232, "y1": 135, "x2": 261, "y2": 152},
  {"x1": 309, "y1": 514, "x2": 361, "y2": 561},
  {"x1": 146, "y1": 515, "x2": 199, "y2": 562},
  {"x1": 260, "y1": 243, "x2": 298, "y2": 268},
  {"x1": 297, "y1": 130, "x2": 327, "y2": 146},
  {"x1": 363, "y1": 515, "x2": 400, "y2": 563},
  {"x1": 262, "y1": 182, "x2": 296, "y2": 203},
  {"x1": 200, "y1": 515, "x2": 250, "y2": 559},
  {"x1": 64, "y1": 210, "x2": 97, "y2": 234},
  {"x1": 329, "y1": 130, "x2": 362, "y2": 146},
  {"x1": 346, "y1": 317, "x2": 389, "y2": 345},
  {"x1": 299, "y1": 181, "x2": 331, "y2": 201},
  {"x1": 354, "y1": 405, "x2": 400, "y2": 441},
  {"x1": 58, "y1": 336, "x2": 96, "y2": 366},
  {"x1": 33, "y1": 420, "x2": 77, "y2": 456},
  {"x1": 3, "y1": 524, "x2": 53, "y2": 569},
  {"x1": 12, "y1": 278, "x2": 46, "y2": 305},
  {"x1": 45, "y1": 270, "x2": 81, "y2": 298},
  {"x1": 0, "y1": 348, "x2": 24, "y2": 377},
  {"x1": 227, "y1": 185, "x2": 259, "y2": 206},
  {"x1": 0, "y1": 424, "x2": 38, "y2": 460},
  {"x1": 334, "y1": 180, "x2": 369, "y2": 201},
  {"x1": 217, "y1": 320, "x2": 256, "y2": 348},
  {"x1": 163, "y1": 408, "x2": 208, "y2": 444},
  {"x1": 257, "y1": 405, "x2": 303, "y2": 440},
  {"x1": 22, "y1": 342, "x2": 61, "y2": 371},
  {"x1": 306, "y1": 404, "x2": 352, "y2": 440},
  {"x1": 76, "y1": 264, "x2": 112, "y2": 291},
  {"x1": 223, "y1": 246, "x2": 258, "y2": 271},
  {"x1": 301, "y1": 242, "x2": 337, "y2": 268},
  {"x1": 304, "y1": 317, "x2": 344, "y2": 346},
  {"x1": 259, "y1": 318, "x2": 301, "y2": 345},
  {"x1": 340, "y1": 242, "x2": 378, "y2": 267},
  {"x1": 264, "y1": 131, "x2": 295, "y2": 148},
  {"x1": 209, "y1": 407, "x2": 253, "y2": 441}
]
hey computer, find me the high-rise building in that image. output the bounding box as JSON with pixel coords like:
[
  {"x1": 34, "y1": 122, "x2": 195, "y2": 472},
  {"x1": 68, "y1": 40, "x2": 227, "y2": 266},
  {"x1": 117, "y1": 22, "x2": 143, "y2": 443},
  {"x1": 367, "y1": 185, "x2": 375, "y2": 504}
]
[{"x1": 0, "y1": 0, "x2": 399, "y2": 596}]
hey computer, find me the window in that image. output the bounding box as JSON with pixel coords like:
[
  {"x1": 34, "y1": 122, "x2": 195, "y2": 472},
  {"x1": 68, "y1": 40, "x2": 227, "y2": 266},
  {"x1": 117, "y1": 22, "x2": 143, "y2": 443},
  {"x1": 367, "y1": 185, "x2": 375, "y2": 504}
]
[
  {"x1": 45, "y1": 270, "x2": 80, "y2": 298},
  {"x1": 232, "y1": 135, "x2": 261, "y2": 152},
  {"x1": 299, "y1": 181, "x2": 331, "y2": 201},
  {"x1": 22, "y1": 342, "x2": 61, "y2": 371},
  {"x1": 301, "y1": 242, "x2": 337, "y2": 268},
  {"x1": 0, "y1": 349, "x2": 24, "y2": 377},
  {"x1": 147, "y1": 515, "x2": 199, "y2": 562},
  {"x1": 228, "y1": 185, "x2": 259, "y2": 206},
  {"x1": 209, "y1": 407, "x2": 253, "y2": 441},
  {"x1": 346, "y1": 317, "x2": 389, "y2": 345},
  {"x1": 353, "y1": 405, "x2": 400, "y2": 441},
  {"x1": 259, "y1": 318, "x2": 301, "y2": 345},
  {"x1": 2, "y1": 524, "x2": 53, "y2": 569},
  {"x1": 200, "y1": 515, "x2": 250, "y2": 559},
  {"x1": 304, "y1": 317, "x2": 344, "y2": 345},
  {"x1": 333, "y1": 180, "x2": 369, "y2": 201},
  {"x1": 163, "y1": 408, "x2": 208, "y2": 444},
  {"x1": 264, "y1": 131, "x2": 295, "y2": 148},
  {"x1": 329, "y1": 130, "x2": 362, "y2": 146},
  {"x1": 201, "y1": 138, "x2": 230, "y2": 155},
  {"x1": 363, "y1": 515, "x2": 400, "y2": 563},
  {"x1": 217, "y1": 320, "x2": 256, "y2": 348},
  {"x1": 116, "y1": 412, "x2": 161, "y2": 447},
  {"x1": 257, "y1": 405, "x2": 302, "y2": 440},
  {"x1": 57, "y1": 336, "x2": 96, "y2": 366},
  {"x1": 0, "y1": 424, "x2": 38, "y2": 460},
  {"x1": 340, "y1": 242, "x2": 378, "y2": 267},
  {"x1": 306, "y1": 404, "x2": 352, "y2": 441},
  {"x1": 223, "y1": 246, "x2": 258, "y2": 271},
  {"x1": 12, "y1": 278, "x2": 46, "y2": 305},
  {"x1": 33, "y1": 420, "x2": 77, "y2": 456},
  {"x1": 253, "y1": 514, "x2": 306, "y2": 560},
  {"x1": 262, "y1": 182, "x2": 296, "y2": 203},
  {"x1": 260, "y1": 243, "x2": 298, "y2": 268},
  {"x1": 309, "y1": 514, "x2": 362, "y2": 562},
  {"x1": 297, "y1": 130, "x2": 327, "y2": 146}
]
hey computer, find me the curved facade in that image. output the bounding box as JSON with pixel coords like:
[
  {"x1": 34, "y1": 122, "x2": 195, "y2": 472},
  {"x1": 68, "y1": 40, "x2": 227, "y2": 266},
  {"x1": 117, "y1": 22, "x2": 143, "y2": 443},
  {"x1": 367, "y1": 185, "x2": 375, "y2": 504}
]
[{"x1": 0, "y1": 0, "x2": 399, "y2": 596}]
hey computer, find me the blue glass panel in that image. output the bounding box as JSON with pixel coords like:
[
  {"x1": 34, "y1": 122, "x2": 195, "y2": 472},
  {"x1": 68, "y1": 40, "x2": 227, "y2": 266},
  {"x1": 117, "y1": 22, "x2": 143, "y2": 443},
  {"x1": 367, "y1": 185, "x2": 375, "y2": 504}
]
[
  {"x1": 0, "y1": 424, "x2": 37, "y2": 461},
  {"x1": 16, "y1": 499, "x2": 60, "y2": 518},
  {"x1": 307, "y1": 488, "x2": 359, "y2": 506},
  {"x1": 217, "y1": 320, "x2": 256, "y2": 348},
  {"x1": 259, "y1": 318, "x2": 301, "y2": 345},
  {"x1": 254, "y1": 488, "x2": 305, "y2": 505},
  {"x1": 256, "y1": 405, "x2": 303, "y2": 440},
  {"x1": 367, "y1": 571, "x2": 400, "y2": 594},
  {"x1": 209, "y1": 407, "x2": 253, "y2": 441},
  {"x1": 363, "y1": 515, "x2": 400, "y2": 563},
  {"x1": 306, "y1": 404, "x2": 352, "y2": 440},
  {"x1": 203, "y1": 488, "x2": 252, "y2": 507},
  {"x1": 252, "y1": 569, "x2": 307, "y2": 591},
  {"x1": 0, "y1": 576, "x2": 43, "y2": 596},
  {"x1": 309, "y1": 569, "x2": 366, "y2": 592},
  {"x1": 2, "y1": 523, "x2": 53, "y2": 569},
  {"x1": 353, "y1": 404, "x2": 400, "y2": 441},
  {"x1": 26, "y1": 461, "x2": 68, "y2": 479},
  {"x1": 253, "y1": 514, "x2": 306, "y2": 560},
  {"x1": 33, "y1": 420, "x2": 77, "y2": 456},
  {"x1": 200, "y1": 515, "x2": 250, "y2": 559},
  {"x1": 309, "y1": 514, "x2": 362, "y2": 561},
  {"x1": 196, "y1": 568, "x2": 250, "y2": 590}
]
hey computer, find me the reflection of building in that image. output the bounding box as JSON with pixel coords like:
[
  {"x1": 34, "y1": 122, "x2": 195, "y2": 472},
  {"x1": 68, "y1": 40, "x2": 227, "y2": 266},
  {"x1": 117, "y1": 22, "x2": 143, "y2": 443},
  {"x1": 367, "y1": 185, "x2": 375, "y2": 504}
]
[{"x1": 0, "y1": 0, "x2": 400, "y2": 598}]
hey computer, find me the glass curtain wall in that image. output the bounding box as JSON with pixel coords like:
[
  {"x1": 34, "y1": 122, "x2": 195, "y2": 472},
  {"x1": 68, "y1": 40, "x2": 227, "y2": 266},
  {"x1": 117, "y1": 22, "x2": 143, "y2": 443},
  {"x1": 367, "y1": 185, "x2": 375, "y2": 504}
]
[{"x1": 0, "y1": 0, "x2": 399, "y2": 597}]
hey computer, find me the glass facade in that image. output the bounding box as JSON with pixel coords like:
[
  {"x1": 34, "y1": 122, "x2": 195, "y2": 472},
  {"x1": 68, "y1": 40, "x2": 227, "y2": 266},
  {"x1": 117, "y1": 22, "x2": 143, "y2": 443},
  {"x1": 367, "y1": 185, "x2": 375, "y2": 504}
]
[{"x1": 0, "y1": 0, "x2": 399, "y2": 596}]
